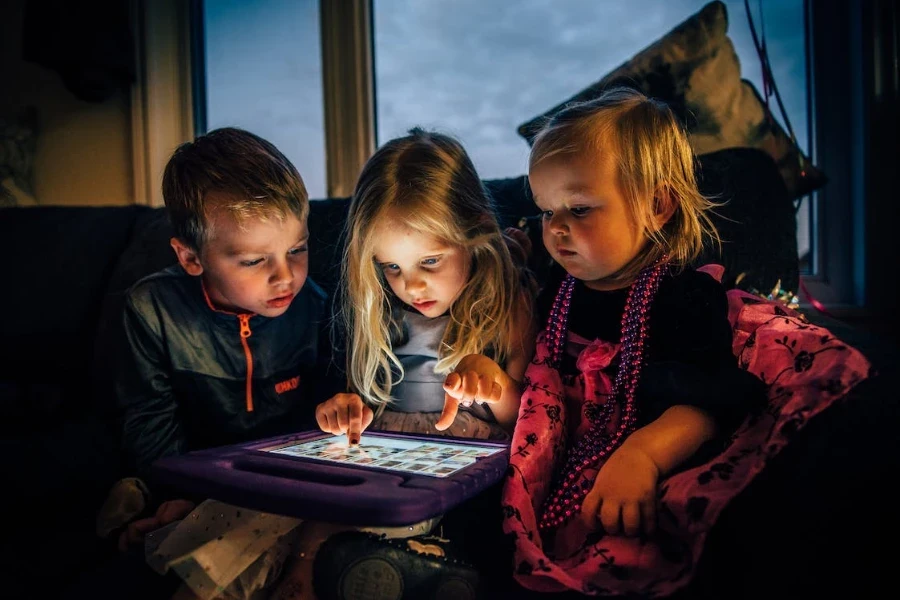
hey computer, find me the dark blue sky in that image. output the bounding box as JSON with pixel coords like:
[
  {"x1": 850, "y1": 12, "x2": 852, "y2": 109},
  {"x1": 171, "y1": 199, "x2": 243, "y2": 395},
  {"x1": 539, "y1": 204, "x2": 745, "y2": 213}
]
[{"x1": 205, "y1": 0, "x2": 807, "y2": 201}]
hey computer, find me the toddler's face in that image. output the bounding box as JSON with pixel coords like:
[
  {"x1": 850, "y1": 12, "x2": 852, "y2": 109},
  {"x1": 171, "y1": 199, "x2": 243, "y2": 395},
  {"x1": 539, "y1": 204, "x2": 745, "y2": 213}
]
[
  {"x1": 530, "y1": 149, "x2": 646, "y2": 291},
  {"x1": 371, "y1": 221, "x2": 470, "y2": 318},
  {"x1": 194, "y1": 205, "x2": 309, "y2": 317}
]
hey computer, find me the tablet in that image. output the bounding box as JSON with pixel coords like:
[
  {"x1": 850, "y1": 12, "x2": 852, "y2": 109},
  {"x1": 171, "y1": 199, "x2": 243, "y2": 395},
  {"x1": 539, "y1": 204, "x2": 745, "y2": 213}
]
[
  {"x1": 150, "y1": 430, "x2": 510, "y2": 526},
  {"x1": 261, "y1": 433, "x2": 504, "y2": 478}
]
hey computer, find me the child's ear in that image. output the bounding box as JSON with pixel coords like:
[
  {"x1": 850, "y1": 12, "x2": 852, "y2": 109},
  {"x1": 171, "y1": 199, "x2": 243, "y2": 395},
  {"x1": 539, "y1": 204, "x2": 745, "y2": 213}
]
[
  {"x1": 170, "y1": 237, "x2": 204, "y2": 276},
  {"x1": 650, "y1": 188, "x2": 677, "y2": 232}
]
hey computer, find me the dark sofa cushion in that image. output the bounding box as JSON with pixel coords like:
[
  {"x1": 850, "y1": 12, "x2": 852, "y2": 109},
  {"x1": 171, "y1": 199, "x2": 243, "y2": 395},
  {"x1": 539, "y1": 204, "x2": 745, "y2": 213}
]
[
  {"x1": 695, "y1": 147, "x2": 799, "y2": 292},
  {"x1": 92, "y1": 208, "x2": 178, "y2": 415},
  {"x1": 308, "y1": 196, "x2": 351, "y2": 298},
  {"x1": 0, "y1": 205, "x2": 151, "y2": 426}
]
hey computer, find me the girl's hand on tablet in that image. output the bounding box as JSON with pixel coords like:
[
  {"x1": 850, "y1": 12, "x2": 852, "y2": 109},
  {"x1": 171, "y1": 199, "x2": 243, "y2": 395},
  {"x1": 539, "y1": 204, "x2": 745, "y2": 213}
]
[
  {"x1": 315, "y1": 393, "x2": 374, "y2": 445},
  {"x1": 438, "y1": 354, "x2": 508, "y2": 431}
]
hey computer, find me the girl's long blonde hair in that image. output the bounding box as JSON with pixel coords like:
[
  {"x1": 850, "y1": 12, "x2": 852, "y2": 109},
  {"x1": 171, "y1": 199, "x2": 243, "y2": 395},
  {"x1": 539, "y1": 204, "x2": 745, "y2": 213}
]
[
  {"x1": 342, "y1": 129, "x2": 523, "y2": 414},
  {"x1": 530, "y1": 86, "x2": 721, "y2": 285}
]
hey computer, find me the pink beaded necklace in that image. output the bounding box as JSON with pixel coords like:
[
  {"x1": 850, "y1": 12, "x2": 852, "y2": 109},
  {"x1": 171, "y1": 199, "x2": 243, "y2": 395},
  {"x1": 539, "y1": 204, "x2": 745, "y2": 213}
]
[{"x1": 539, "y1": 256, "x2": 668, "y2": 531}]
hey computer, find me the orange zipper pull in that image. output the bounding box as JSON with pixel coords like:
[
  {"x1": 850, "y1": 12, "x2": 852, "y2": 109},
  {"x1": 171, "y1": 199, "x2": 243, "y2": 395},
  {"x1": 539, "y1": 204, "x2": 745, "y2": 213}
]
[{"x1": 238, "y1": 315, "x2": 254, "y2": 412}]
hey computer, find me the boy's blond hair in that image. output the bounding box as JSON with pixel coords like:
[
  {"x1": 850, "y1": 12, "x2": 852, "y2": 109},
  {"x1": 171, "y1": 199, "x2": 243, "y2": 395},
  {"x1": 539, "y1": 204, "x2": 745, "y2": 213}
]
[
  {"x1": 162, "y1": 127, "x2": 309, "y2": 250},
  {"x1": 343, "y1": 129, "x2": 523, "y2": 414},
  {"x1": 530, "y1": 86, "x2": 720, "y2": 285}
]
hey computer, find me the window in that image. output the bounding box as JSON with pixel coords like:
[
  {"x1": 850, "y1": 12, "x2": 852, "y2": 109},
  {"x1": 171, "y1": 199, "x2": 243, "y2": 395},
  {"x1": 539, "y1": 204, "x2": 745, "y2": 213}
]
[
  {"x1": 201, "y1": 0, "x2": 326, "y2": 198},
  {"x1": 373, "y1": 0, "x2": 811, "y2": 267},
  {"x1": 191, "y1": 0, "x2": 869, "y2": 310}
]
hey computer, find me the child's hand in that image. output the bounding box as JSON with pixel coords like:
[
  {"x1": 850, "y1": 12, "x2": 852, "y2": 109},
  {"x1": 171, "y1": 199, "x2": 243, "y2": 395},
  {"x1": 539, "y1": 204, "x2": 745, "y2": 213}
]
[
  {"x1": 315, "y1": 393, "x2": 374, "y2": 445},
  {"x1": 580, "y1": 444, "x2": 660, "y2": 537},
  {"x1": 437, "y1": 354, "x2": 508, "y2": 431},
  {"x1": 117, "y1": 498, "x2": 195, "y2": 552}
]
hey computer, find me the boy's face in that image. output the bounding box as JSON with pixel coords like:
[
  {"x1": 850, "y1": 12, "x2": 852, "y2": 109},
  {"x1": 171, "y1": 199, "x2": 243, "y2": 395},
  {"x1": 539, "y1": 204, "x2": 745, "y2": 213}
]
[{"x1": 172, "y1": 201, "x2": 309, "y2": 317}]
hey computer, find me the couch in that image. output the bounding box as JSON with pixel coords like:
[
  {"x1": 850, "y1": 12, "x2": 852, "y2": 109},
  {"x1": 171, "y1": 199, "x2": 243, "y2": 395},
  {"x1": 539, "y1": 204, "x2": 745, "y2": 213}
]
[{"x1": 1, "y1": 148, "x2": 896, "y2": 599}]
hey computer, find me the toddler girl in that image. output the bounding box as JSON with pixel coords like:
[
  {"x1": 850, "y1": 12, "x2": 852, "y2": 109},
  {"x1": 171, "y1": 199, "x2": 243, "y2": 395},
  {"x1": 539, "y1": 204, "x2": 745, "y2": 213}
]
[{"x1": 502, "y1": 87, "x2": 872, "y2": 596}]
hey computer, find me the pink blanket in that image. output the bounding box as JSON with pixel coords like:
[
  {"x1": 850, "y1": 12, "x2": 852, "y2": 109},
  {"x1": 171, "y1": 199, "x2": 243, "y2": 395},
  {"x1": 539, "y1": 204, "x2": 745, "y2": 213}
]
[{"x1": 502, "y1": 274, "x2": 873, "y2": 596}]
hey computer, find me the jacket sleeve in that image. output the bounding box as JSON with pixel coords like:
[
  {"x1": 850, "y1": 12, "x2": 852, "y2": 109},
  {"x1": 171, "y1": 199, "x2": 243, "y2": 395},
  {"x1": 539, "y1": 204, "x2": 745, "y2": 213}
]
[{"x1": 116, "y1": 293, "x2": 188, "y2": 476}]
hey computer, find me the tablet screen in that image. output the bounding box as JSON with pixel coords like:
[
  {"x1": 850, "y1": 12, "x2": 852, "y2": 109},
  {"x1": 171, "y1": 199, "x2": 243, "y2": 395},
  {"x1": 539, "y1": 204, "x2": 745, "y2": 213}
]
[{"x1": 260, "y1": 433, "x2": 505, "y2": 478}]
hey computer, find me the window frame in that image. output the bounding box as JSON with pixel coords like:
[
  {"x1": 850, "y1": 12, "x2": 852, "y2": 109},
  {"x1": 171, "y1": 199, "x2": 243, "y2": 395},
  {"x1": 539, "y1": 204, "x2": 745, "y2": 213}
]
[{"x1": 187, "y1": 0, "x2": 875, "y2": 313}]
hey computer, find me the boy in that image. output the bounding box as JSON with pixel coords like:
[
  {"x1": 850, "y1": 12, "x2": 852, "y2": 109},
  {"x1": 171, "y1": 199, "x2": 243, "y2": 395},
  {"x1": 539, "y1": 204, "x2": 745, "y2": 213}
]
[{"x1": 111, "y1": 127, "x2": 337, "y2": 545}]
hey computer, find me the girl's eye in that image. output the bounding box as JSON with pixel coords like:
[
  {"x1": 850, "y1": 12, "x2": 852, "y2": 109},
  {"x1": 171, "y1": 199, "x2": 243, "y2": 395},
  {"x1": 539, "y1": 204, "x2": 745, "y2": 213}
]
[
  {"x1": 421, "y1": 257, "x2": 440, "y2": 266},
  {"x1": 571, "y1": 207, "x2": 591, "y2": 217},
  {"x1": 540, "y1": 210, "x2": 553, "y2": 220},
  {"x1": 289, "y1": 245, "x2": 308, "y2": 256},
  {"x1": 381, "y1": 263, "x2": 400, "y2": 273},
  {"x1": 240, "y1": 258, "x2": 264, "y2": 267}
]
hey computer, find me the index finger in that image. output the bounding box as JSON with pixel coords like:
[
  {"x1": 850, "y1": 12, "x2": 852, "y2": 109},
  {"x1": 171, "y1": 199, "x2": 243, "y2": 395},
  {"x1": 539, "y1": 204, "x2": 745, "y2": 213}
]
[
  {"x1": 435, "y1": 393, "x2": 459, "y2": 431},
  {"x1": 348, "y1": 400, "x2": 363, "y2": 445}
]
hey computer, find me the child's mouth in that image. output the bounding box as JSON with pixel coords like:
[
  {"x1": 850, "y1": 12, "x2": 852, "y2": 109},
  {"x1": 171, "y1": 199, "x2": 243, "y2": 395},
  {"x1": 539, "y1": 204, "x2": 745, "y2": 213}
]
[
  {"x1": 413, "y1": 300, "x2": 437, "y2": 311},
  {"x1": 267, "y1": 293, "x2": 294, "y2": 308}
]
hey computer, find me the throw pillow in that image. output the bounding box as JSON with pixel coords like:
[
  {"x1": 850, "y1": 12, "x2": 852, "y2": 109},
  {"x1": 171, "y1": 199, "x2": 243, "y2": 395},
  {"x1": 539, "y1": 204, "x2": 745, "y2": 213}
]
[
  {"x1": 517, "y1": 0, "x2": 825, "y2": 200},
  {"x1": 0, "y1": 108, "x2": 38, "y2": 206}
]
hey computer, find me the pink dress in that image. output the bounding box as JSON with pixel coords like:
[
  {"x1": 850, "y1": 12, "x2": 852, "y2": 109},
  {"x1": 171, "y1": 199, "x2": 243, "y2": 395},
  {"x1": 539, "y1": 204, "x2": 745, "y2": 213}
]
[{"x1": 501, "y1": 270, "x2": 873, "y2": 596}]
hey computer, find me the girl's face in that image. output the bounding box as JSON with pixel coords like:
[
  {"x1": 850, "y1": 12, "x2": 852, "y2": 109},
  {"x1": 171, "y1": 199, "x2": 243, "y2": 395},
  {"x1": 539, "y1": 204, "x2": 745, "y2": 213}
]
[
  {"x1": 371, "y1": 220, "x2": 470, "y2": 318},
  {"x1": 530, "y1": 149, "x2": 647, "y2": 291}
]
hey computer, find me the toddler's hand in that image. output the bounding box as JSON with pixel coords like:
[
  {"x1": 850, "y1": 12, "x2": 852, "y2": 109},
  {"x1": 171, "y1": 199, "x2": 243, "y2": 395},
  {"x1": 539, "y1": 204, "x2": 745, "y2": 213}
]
[
  {"x1": 156, "y1": 498, "x2": 196, "y2": 525},
  {"x1": 117, "y1": 498, "x2": 195, "y2": 552},
  {"x1": 315, "y1": 393, "x2": 374, "y2": 445},
  {"x1": 437, "y1": 354, "x2": 507, "y2": 431},
  {"x1": 580, "y1": 444, "x2": 660, "y2": 537}
]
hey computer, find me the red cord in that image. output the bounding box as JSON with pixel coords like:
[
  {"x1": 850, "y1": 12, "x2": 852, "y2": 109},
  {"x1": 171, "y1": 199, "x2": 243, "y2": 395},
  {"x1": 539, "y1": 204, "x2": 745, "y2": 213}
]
[{"x1": 799, "y1": 278, "x2": 833, "y2": 317}]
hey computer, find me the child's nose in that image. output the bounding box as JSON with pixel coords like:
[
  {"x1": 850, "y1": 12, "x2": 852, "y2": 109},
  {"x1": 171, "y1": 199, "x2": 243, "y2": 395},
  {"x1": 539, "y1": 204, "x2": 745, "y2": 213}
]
[
  {"x1": 548, "y1": 213, "x2": 568, "y2": 234},
  {"x1": 270, "y1": 260, "x2": 293, "y2": 285},
  {"x1": 404, "y1": 274, "x2": 426, "y2": 294}
]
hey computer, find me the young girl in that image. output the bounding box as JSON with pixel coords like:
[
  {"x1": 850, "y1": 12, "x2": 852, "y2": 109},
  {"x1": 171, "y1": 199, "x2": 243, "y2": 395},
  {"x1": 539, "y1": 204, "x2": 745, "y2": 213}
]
[
  {"x1": 268, "y1": 129, "x2": 536, "y2": 600},
  {"x1": 502, "y1": 87, "x2": 872, "y2": 596},
  {"x1": 315, "y1": 127, "x2": 536, "y2": 442}
]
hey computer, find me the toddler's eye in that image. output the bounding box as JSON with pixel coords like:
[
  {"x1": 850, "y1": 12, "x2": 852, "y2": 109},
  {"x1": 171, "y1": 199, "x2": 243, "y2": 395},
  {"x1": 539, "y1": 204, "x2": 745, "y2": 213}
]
[
  {"x1": 240, "y1": 258, "x2": 264, "y2": 267},
  {"x1": 571, "y1": 207, "x2": 591, "y2": 217},
  {"x1": 421, "y1": 257, "x2": 440, "y2": 266},
  {"x1": 289, "y1": 245, "x2": 308, "y2": 256},
  {"x1": 540, "y1": 210, "x2": 553, "y2": 220},
  {"x1": 380, "y1": 263, "x2": 400, "y2": 273}
]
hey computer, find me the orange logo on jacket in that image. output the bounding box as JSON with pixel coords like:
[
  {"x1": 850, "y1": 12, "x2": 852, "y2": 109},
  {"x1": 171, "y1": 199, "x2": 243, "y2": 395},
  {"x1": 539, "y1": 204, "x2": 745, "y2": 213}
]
[{"x1": 275, "y1": 376, "x2": 300, "y2": 394}]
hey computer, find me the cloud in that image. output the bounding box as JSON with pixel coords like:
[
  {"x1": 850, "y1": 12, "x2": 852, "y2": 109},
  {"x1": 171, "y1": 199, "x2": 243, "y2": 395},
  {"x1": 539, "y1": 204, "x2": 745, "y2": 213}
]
[{"x1": 204, "y1": 0, "x2": 807, "y2": 194}]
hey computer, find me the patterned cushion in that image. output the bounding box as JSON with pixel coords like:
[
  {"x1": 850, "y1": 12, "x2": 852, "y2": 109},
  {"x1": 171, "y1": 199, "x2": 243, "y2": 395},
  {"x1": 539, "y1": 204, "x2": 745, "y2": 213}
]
[{"x1": 517, "y1": 0, "x2": 826, "y2": 200}]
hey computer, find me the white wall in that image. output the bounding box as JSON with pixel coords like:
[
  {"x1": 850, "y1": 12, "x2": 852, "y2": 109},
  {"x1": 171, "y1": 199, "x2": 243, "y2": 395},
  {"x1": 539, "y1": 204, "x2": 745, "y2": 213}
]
[{"x1": 0, "y1": 0, "x2": 133, "y2": 207}]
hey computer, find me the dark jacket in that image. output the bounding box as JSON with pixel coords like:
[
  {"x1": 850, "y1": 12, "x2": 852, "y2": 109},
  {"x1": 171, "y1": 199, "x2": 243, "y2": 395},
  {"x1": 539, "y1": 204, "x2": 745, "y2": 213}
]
[{"x1": 116, "y1": 265, "x2": 338, "y2": 475}]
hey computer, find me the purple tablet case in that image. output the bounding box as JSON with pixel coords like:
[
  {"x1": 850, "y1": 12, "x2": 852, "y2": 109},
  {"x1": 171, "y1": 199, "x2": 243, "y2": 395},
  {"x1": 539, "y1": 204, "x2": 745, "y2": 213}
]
[{"x1": 150, "y1": 430, "x2": 510, "y2": 526}]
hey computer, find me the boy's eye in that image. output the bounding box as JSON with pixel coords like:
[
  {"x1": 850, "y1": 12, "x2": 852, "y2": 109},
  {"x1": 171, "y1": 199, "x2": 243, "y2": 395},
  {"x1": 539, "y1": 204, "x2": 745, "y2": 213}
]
[
  {"x1": 540, "y1": 210, "x2": 553, "y2": 220},
  {"x1": 240, "y1": 258, "x2": 264, "y2": 267},
  {"x1": 289, "y1": 245, "x2": 308, "y2": 256}
]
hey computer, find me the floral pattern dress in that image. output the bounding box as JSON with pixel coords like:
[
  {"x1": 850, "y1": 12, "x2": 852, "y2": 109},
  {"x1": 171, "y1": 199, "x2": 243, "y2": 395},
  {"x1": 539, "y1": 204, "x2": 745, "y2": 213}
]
[{"x1": 501, "y1": 270, "x2": 873, "y2": 597}]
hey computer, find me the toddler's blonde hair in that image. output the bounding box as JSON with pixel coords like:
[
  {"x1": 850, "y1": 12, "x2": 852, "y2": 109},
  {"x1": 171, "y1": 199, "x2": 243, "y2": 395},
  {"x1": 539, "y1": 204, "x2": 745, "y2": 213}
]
[{"x1": 530, "y1": 86, "x2": 720, "y2": 285}]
